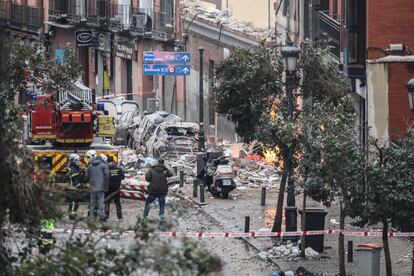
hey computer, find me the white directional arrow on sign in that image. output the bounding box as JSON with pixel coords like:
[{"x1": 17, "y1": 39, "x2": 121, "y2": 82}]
[
  {"x1": 182, "y1": 67, "x2": 190, "y2": 74},
  {"x1": 181, "y1": 54, "x2": 190, "y2": 62}
]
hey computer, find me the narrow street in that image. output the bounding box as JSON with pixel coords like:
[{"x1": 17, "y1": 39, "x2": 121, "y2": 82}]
[{"x1": 55, "y1": 192, "x2": 279, "y2": 276}]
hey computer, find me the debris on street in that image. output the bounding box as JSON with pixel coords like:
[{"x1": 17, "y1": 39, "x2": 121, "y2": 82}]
[{"x1": 258, "y1": 243, "x2": 320, "y2": 261}]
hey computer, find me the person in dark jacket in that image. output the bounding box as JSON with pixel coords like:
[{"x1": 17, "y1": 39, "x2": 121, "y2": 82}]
[
  {"x1": 66, "y1": 153, "x2": 85, "y2": 220},
  {"x1": 296, "y1": 267, "x2": 314, "y2": 276},
  {"x1": 85, "y1": 155, "x2": 109, "y2": 222},
  {"x1": 143, "y1": 158, "x2": 173, "y2": 217},
  {"x1": 105, "y1": 156, "x2": 125, "y2": 221}
]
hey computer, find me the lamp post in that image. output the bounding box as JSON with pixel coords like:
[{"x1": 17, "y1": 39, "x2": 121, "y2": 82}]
[
  {"x1": 281, "y1": 44, "x2": 300, "y2": 238},
  {"x1": 198, "y1": 47, "x2": 205, "y2": 152},
  {"x1": 407, "y1": 78, "x2": 414, "y2": 111},
  {"x1": 408, "y1": 78, "x2": 414, "y2": 276}
]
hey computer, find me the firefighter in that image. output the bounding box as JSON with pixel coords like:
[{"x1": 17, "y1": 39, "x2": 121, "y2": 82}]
[
  {"x1": 38, "y1": 219, "x2": 55, "y2": 254},
  {"x1": 105, "y1": 155, "x2": 124, "y2": 221},
  {"x1": 66, "y1": 153, "x2": 84, "y2": 219},
  {"x1": 86, "y1": 150, "x2": 97, "y2": 165}
]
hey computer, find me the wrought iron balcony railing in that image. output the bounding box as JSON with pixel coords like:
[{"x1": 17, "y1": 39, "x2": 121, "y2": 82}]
[
  {"x1": 318, "y1": 10, "x2": 340, "y2": 60},
  {"x1": 86, "y1": 0, "x2": 109, "y2": 28}
]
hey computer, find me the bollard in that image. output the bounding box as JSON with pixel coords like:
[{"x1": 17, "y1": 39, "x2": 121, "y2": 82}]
[
  {"x1": 260, "y1": 187, "x2": 266, "y2": 206},
  {"x1": 244, "y1": 216, "x2": 250, "y2": 233},
  {"x1": 179, "y1": 171, "x2": 184, "y2": 187},
  {"x1": 193, "y1": 179, "x2": 198, "y2": 198},
  {"x1": 173, "y1": 167, "x2": 178, "y2": 176},
  {"x1": 348, "y1": 240, "x2": 353, "y2": 263},
  {"x1": 200, "y1": 183, "x2": 205, "y2": 203}
]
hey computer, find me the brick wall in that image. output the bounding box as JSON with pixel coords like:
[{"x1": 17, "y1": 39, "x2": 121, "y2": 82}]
[
  {"x1": 387, "y1": 62, "x2": 414, "y2": 139},
  {"x1": 187, "y1": 31, "x2": 226, "y2": 73},
  {"x1": 367, "y1": 0, "x2": 414, "y2": 57}
]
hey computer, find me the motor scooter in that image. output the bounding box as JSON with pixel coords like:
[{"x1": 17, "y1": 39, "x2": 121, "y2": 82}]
[{"x1": 204, "y1": 155, "x2": 236, "y2": 199}]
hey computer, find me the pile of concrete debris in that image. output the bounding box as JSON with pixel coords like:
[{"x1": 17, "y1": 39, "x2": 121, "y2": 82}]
[
  {"x1": 180, "y1": 0, "x2": 275, "y2": 42},
  {"x1": 119, "y1": 145, "x2": 280, "y2": 188},
  {"x1": 235, "y1": 163, "x2": 280, "y2": 188},
  {"x1": 258, "y1": 243, "x2": 319, "y2": 261}
]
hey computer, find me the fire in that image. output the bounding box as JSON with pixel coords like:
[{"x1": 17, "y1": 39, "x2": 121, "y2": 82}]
[{"x1": 263, "y1": 146, "x2": 283, "y2": 167}]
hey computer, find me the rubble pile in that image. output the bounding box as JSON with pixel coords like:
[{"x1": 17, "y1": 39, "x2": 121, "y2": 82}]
[
  {"x1": 180, "y1": 0, "x2": 275, "y2": 42},
  {"x1": 235, "y1": 162, "x2": 280, "y2": 188},
  {"x1": 258, "y1": 244, "x2": 319, "y2": 261},
  {"x1": 119, "y1": 144, "x2": 280, "y2": 189}
]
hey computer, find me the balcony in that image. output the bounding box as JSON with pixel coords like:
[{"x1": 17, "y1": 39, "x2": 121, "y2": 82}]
[
  {"x1": 0, "y1": 1, "x2": 43, "y2": 32},
  {"x1": 129, "y1": 7, "x2": 151, "y2": 36},
  {"x1": 106, "y1": 6, "x2": 170, "y2": 40},
  {"x1": 0, "y1": 1, "x2": 9, "y2": 24},
  {"x1": 49, "y1": 0, "x2": 86, "y2": 25},
  {"x1": 318, "y1": 10, "x2": 340, "y2": 60},
  {"x1": 108, "y1": 4, "x2": 130, "y2": 32},
  {"x1": 67, "y1": 0, "x2": 87, "y2": 25},
  {"x1": 86, "y1": 0, "x2": 109, "y2": 28},
  {"x1": 49, "y1": 0, "x2": 68, "y2": 21},
  {"x1": 151, "y1": 11, "x2": 168, "y2": 41}
]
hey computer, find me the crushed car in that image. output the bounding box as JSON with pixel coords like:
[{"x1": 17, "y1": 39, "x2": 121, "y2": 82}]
[
  {"x1": 132, "y1": 111, "x2": 181, "y2": 152},
  {"x1": 146, "y1": 122, "x2": 199, "y2": 158},
  {"x1": 114, "y1": 111, "x2": 142, "y2": 146}
]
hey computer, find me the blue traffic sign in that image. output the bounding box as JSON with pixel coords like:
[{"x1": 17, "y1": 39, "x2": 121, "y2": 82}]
[
  {"x1": 143, "y1": 52, "x2": 191, "y2": 64},
  {"x1": 144, "y1": 64, "x2": 191, "y2": 76}
]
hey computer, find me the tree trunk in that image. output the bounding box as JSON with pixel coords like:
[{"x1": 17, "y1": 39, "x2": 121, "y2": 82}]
[
  {"x1": 272, "y1": 156, "x2": 290, "y2": 233},
  {"x1": 338, "y1": 202, "x2": 346, "y2": 276},
  {"x1": 300, "y1": 190, "x2": 307, "y2": 258},
  {"x1": 382, "y1": 216, "x2": 392, "y2": 276}
]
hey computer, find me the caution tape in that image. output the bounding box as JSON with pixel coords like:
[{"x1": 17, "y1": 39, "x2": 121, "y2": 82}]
[{"x1": 3, "y1": 228, "x2": 414, "y2": 238}]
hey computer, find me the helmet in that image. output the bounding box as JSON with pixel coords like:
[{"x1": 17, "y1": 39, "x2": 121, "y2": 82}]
[
  {"x1": 69, "y1": 153, "x2": 80, "y2": 163},
  {"x1": 86, "y1": 150, "x2": 97, "y2": 160},
  {"x1": 41, "y1": 219, "x2": 55, "y2": 230},
  {"x1": 100, "y1": 154, "x2": 108, "y2": 162}
]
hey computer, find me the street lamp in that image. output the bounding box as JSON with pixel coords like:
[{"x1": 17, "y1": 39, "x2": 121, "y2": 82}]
[
  {"x1": 408, "y1": 78, "x2": 414, "y2": 276},
  {"x1": 281, "y1": 44, "x2": 300, "y2": 239},
  {"x1": 281, "y1": 44, "x2": 300, "y2": 117},
  {"x1": 407, "y1": 78, "x2": 414, "y2": 111},
  {"x1": 281, "y1": 45, "x2": 300, "y2": 73}
]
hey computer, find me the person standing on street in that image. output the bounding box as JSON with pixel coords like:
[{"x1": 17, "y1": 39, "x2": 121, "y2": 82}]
[
  {"x1": 105, "y1": 155, "x2": 124, "y2": 221},
  {"x1": 85, "y1": 154, "x2": 109, "y2": 222},
  {"x1": 143, "y1": 158, "x2": 173, "y2": 218},
  {"x1": 66, "y1": 153, "x2": 84, "y2": 220}
]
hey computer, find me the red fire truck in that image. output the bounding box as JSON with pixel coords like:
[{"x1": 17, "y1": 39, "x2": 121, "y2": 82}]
[{"x1": 25, "y1": 82, "x2": 117, "y2": 179}]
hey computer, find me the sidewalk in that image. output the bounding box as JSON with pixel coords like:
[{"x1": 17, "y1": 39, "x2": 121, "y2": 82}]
[{"x1": 174, "y1": 181, "x2": 414, "y2": 275}]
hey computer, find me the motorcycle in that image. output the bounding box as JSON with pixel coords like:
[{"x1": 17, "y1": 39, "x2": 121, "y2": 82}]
[{"x1": 204, "y1": 153, "x2": 236, "y2": 199}]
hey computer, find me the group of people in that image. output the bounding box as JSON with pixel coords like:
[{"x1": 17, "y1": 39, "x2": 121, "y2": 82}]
[
  {"x1": 66, "y1": 151, "x2": 173, "y2": 221},
  {"x1": 66, "y1": 150, "x2": 124, "y2": 222}
]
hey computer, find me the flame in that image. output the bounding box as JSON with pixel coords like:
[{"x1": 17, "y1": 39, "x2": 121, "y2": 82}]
[{"x1": 263, "y1": 146, "x2": 283, "y2": 167}]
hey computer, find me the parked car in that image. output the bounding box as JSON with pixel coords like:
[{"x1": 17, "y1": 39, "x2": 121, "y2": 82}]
[
  {"x1": 114, "y1": 111, "x2": 139, "y2": 146},
  {"x1": 146, "y1": 122, "x2": 199, "y2": 158},
  {"x1": 132, "y1": 111, "x2": 181, "y2": 152}
]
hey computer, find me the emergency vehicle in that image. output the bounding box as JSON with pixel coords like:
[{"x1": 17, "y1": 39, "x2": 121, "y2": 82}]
[{"x1": 24, "y1": 81, "x2": 118, "y2": 180}]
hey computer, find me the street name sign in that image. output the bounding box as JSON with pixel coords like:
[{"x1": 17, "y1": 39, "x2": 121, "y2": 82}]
[
  {"x1": 143, "y1": 51, "x2": 191, "y2": 64},
  {"x1": 143, "y1": 64, "x2": 191, "y2": 76}
]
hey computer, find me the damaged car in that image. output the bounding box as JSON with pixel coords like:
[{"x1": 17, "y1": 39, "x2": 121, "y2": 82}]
[
  {"x1": 132, "y1": 111, "x2": 181, "y2": 152},
  {"x1": 146, "y1": 122, "x2": 199, "y2": 158}
]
